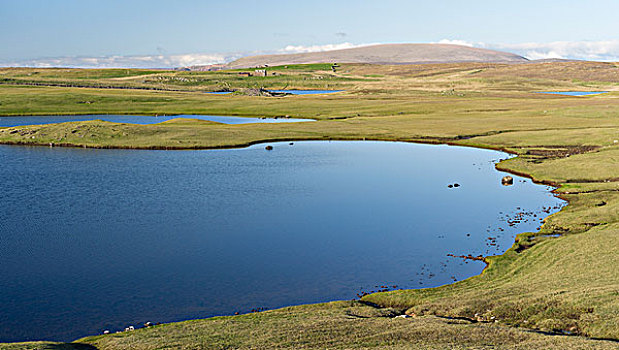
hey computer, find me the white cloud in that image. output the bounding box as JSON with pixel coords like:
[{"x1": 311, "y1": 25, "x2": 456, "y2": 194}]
[
  {"x1": 277, "y1": 42, "x2": 376, "y2": 54},
  {"x1": 0, "y1": 53, "x2": 242, "y2": 69},
  {"x1": 490, "y1": 40, "x2": 619, "y2": 61},
  {"x1": 0, "y1": 43, "x2": 381, "y2": 68},
  {"x1": 435, "y1": 39, "x2": 475, "y2": 47},
  {"x1": 4, "y1": 40, "x2": 619, "y2": 68},
  {"x1": 0, "y1": 43, "x2": 378, "y2": 68},
  {"x1": 438, "y1": 38, "x2": 619, "y2": 61}
]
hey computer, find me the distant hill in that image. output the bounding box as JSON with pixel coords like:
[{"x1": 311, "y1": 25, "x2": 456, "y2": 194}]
[{"x1": 224, "y1": 44, "x2": 528, "y2": 69}]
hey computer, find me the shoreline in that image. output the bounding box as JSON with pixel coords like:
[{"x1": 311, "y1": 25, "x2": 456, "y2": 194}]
[{"x1": 0, "y1": 136, "x2": 570, "y2": 343}]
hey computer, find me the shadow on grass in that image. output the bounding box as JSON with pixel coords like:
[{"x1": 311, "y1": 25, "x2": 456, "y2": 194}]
[
  {"x1": 68, "y1": 345, "x2": 98, "y2": 350},
  {"x1": 33, "y1": 344, "x2": 98, "y2": 350}
]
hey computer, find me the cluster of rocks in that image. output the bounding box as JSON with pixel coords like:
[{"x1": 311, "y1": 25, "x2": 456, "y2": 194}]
[
  {"x1": 241, "y1": 88, "x2": 289, "y2": 97},
  {"x1": 265, "y1": 142, "x2": 294, "y2": 151},
  {"x1": 102, "y1": 321, "x2": 158, "y2": 335},
  {"x1": 474, "y1": 312, "x2": 499, "y2": 323},
  {"x1": 356, "y1": 284, "x2": 399, "y2": 298}
]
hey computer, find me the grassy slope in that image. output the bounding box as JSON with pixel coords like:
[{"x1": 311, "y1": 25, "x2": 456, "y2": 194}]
[
  {"x1": 0, "y1": 62, "x2": 618, "y2": 349},
  {"x1": 5, "y1": 302, "x2": 619, "y2": 350}
]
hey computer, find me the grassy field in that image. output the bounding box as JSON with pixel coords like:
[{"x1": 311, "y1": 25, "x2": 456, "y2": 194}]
[
  {"x1": 0, "y1": 64, "x2": 358, "y2": 93},
  {"x1": 0, "y1": 62, "x2": 618, "y2": 349}
]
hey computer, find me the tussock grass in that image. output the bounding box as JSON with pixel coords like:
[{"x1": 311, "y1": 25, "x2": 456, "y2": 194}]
[{"x1": 3, "y1": 302, "x2": 618, "y2": 350}]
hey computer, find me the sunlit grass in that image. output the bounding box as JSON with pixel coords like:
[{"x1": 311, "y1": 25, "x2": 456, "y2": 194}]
[{"x1": 0, "y1": 62, "x2": 618, "y2": 348}]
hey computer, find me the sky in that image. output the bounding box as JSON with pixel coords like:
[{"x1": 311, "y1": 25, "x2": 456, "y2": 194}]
[{"x1": 2, "y1": 0, "x2": 619, "y2": 68}]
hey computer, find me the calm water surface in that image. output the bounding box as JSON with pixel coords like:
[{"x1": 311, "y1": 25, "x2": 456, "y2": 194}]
[
  {"x1": 537, "y1": 91, "x2": 609, "y2": 96},
  {"x1": 0, "y1": 115, "x2": 314, "y2": 127},
  {"x1": 269, "y1": 90, "x2": 343, "y2": 95},
  {"x1": 0, "y1": 141, "x2": 564, "y2": 342}
]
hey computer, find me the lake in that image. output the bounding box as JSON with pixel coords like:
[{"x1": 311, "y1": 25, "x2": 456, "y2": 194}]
[
  {"x1": 0, "y1": 141, "x2": 564, "y2": 342},
  {"x1": 0, "y1": 114, "x2": 314, "y2": 127}
]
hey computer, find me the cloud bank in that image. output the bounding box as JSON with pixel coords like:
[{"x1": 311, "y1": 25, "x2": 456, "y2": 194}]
[
  {"x1": 0, "y1": 53, "x2": 243, "y2": 69},
  {"x1": 277, "y1": 42, "x2": 375, "y2": 54},
  {"x1": 436, "y1": 39, "x2": 476, "y2": 47},
  {"x1": 3, "y1": 40, "x2": 619, "y2": 68},
  {"x1": 490, "y1": 40, "x2": 619, "y2": 61},
  {"x1": 437, "y1": 39, "x2": 619, "y2": 61},
  {"x1": 0, "y1": 43, "x2": 376, "y2": 68}
]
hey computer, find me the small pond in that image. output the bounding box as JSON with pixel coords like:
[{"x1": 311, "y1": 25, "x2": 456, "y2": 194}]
[
  {"x1": 269, "y1": 90, "x2": 343, "y2": 95},
  {"x1": 536, "y1": 91, "x2": 609, "y2": 96},
  {"x1": 0, "y1": 114, "x2": 314, "y2": 127},
  {"x1": 0, "y1": 141, "x2": 564, "y2": 342}
]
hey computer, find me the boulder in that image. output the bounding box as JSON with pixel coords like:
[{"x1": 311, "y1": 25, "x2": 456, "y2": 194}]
[{"x1": 502, "y1": 176, "x2": 514, "y2": 186}]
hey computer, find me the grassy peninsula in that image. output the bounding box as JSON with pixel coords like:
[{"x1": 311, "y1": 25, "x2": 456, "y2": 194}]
[{"x1": 0, "y1": 62, "x2": 618, "y2": 349}]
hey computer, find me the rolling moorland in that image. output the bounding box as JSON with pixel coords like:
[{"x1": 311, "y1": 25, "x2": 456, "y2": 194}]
[
  {"x1": 0, "y1": 60, "x2": 618, "y2": 349},
  {"x1": 223, "y1": 43, "x2": 529, "y2": 69}
]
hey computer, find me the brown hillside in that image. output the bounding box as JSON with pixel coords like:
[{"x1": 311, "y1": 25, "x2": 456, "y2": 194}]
[{"x1": 225, "y1": 43, "x2": 528, "y2": 69}]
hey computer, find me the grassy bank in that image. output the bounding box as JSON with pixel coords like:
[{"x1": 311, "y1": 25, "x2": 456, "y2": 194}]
[
  {"x1": 6, "y1": 302, "x2": 618, "y2": 350},
  {"x1": 0, "y1": 62, "x2": 618, "y2": 349}
]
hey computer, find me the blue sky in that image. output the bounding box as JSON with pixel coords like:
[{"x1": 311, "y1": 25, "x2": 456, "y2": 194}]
[{"x1": 2, "y1": 0, "x2": 619, "y2": 67}]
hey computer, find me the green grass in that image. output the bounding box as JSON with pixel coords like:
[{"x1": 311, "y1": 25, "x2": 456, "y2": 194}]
[
  {"x1": 0, "y1": 62, "x2": 618, "y2": 349},
  {"x1": 0, "y1": 68, "x2": 165, "y2": 80},
  {"x1": 0, "y1": 64, "x2": 359, "y2": 92},
  {"x1": 3, "y1": 302, "x2": 618, "y2": 350}
]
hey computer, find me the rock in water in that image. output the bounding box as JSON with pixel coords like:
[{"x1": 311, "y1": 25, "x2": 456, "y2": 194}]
[
  {"x1": 265, "y1": 145, "x2": 273, "y2": 151},
  {"x1": 502, "y1": 176, "x2": 514, "y2": 186}
]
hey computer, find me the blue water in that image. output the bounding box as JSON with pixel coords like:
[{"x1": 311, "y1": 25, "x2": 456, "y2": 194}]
[
  {"x1": 0, "y1": 115, "x2": 314, "y2": 127},
  {"x1": 0, "y1": 141, "x2": 564, "y2": 342},
  {"x1": 536, "y1": 91, "x2": 609, "y2": 96},
  {"x1": 269, "y1": 89, "x2": 343, "y2": 95}
]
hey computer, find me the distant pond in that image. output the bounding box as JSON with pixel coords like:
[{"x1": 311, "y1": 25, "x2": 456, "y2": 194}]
[
  {"x1": 536, "y1": 91, "x2": 609, "y2": 96},
  {"x1": 0, "y1": 114, "x2": 314, "y2": 127},
  {"x1": 268, "y1": 89, "x2": 343, "y2": 95},
  {"x1": 0, "y1": 141, "x2": 564, "y2": 342}
]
